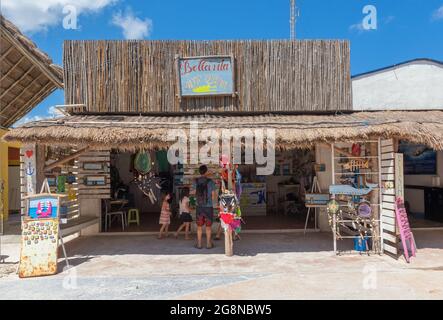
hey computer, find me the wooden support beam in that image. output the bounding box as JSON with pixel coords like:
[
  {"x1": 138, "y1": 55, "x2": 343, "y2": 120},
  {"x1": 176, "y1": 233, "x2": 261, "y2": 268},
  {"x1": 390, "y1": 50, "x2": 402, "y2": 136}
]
[
  {"x1": 2, "y1": 28, "x2": 63, "y2": 87},
  {"x1": 44, "y1": 147, "x2": 90, "y2": 172},
  {"x1": 0, "y1": 56, "x2": 27, "y2": 83},
  {"x1": 0, "y1": 45, "x2": 15, "y2": 63},
  {"x1": 0, "y1": 66, "x2": 36, "y2": 99},
  {"x1": 2, "y1": 82, "x2": 53, "y2": 127},
  {"x1": 2, "y1": 74, "x2": 44, "y2": 112}
]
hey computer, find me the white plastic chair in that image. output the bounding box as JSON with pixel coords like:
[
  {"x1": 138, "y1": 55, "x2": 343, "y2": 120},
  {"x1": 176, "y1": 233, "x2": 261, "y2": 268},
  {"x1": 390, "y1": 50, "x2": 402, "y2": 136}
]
[{"x1": 104, "y1": 199, "x2": 126, "y2": 232}]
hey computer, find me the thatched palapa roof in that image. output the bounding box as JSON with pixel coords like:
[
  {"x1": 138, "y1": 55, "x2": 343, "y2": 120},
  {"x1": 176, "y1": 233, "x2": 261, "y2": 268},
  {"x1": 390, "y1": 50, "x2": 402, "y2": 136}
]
[
  {"x1": 0, "y1": 15, "x2": 63, "y2": 127},
  {"x1": 3, "y1": 110, "x2": 443, "y2": 150}
]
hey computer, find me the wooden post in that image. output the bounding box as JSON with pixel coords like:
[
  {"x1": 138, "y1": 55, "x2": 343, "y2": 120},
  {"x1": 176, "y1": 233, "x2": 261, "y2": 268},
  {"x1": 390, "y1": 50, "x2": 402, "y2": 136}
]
[
  {"x1": 224, "y1": 229, "x2": 233, "y2": 256},
  {"x1": 369, "y1": 141, "x2": 381, "y2": 253},
  {"x1": 223, "y1": 161, "x2": 234, "y2": 257}
]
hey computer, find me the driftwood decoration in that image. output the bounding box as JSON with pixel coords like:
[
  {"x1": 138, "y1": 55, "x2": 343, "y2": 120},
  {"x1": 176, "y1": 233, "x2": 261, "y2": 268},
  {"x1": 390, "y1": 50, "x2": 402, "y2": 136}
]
[{"x1": 63, "y1": 40, "x2": 352, "y2": 113}]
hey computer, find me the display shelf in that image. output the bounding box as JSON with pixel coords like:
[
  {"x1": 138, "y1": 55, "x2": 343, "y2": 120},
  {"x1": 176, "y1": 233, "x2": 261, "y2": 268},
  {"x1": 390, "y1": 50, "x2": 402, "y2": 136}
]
[
  {"x1": 334, "y1": 172, "x2": 379, "y2": 175},
  {"x1": 334, "y1": 156, "x2": 379, "y2": 159},
  {"x1": 330, "y1": 141, "x2": 382, "y2": 255}
]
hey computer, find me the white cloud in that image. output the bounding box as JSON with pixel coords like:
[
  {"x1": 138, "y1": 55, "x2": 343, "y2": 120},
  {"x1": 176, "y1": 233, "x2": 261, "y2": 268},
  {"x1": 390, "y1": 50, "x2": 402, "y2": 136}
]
[
  {"x1": 111, "y1": 9, "x2": 153, "y2": 39},
  {"x1": 13, "y1": 115, "x2": 44, "y2": 127},
  {"x1": 1, "y1": 0, "x2": 118, "y2": 33},
  {"x1": 13, "y1": 106, "x2": 64, "y2": 127},
  {"x1": 349, "y1": 22, "x2": 366, "y2": 33},
  {"x1": 48, "y1": 106, "x2": 65, "y2": 117},
  {"x1": 432, "y1": 5, "x2": 443, "y2": 20}
]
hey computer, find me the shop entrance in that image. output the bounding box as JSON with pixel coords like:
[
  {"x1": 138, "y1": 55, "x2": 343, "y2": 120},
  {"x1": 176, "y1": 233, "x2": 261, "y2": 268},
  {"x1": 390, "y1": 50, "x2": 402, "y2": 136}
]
[
  {"x1": 400, "y1": 142, "x2": 443, "y2": 229},
  {"x1": 104, "y1": 148, "x2": 316, "y2": 233}
]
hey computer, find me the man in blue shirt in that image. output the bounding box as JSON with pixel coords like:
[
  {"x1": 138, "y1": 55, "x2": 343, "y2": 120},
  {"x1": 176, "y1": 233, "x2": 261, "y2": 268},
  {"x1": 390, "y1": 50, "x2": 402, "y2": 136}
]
[{"x1": 192, "y1": 165, "x2": 216, "y2": 249}]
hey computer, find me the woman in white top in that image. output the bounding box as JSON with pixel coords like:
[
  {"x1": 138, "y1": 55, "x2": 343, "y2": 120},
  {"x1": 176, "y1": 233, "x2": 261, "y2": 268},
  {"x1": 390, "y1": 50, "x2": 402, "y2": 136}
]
[{"x1": 174, "y1": 188, "x2": 192, "y2": 240}]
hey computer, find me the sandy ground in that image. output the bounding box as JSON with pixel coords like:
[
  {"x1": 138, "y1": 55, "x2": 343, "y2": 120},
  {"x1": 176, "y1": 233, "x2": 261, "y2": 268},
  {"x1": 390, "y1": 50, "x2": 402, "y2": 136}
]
[{"x1": 0, "y1": 230, "x2": 442, "y2": 299}]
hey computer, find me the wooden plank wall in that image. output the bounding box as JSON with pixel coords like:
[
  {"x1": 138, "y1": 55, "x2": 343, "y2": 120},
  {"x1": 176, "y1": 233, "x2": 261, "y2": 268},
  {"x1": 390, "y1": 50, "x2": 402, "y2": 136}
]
[
  {"x1": 75, "y1": 149, "x2": 111, "y2": 199},
  {"x1": 63, "y1": 40, "x2": 352, "y2": 113},
  {"x1": 380, "y1": 138, "x2": 400, "y2": 257},
  {"x1": 45, "y1": 161, "x2": 79, "y2": 221},
  {"x1": 23, "y1": 146, "x2": 81, "y2": 222}
]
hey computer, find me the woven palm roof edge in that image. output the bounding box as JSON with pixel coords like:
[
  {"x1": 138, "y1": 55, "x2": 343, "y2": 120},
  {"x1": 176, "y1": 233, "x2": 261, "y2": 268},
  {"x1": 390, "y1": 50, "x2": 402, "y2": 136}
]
[
  {"x1": 3, "y1": 110, "x2": 443, "y2": 150},
  {"x1": 0, "y1": 15, "x2": 63, "y2": 86}
]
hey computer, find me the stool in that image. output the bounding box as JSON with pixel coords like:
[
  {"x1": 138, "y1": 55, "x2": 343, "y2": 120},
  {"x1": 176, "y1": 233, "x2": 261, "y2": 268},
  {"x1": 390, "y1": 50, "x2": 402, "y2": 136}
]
[{"x1": 127, "y1": 208, "x2": 140, "y2": 226}]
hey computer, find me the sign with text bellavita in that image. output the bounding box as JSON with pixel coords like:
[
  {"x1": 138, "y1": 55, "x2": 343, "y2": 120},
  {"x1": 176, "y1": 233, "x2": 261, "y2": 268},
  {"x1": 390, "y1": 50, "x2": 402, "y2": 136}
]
[{"x1": 177, "y1": 55, "x2": 235, "y2": 97}]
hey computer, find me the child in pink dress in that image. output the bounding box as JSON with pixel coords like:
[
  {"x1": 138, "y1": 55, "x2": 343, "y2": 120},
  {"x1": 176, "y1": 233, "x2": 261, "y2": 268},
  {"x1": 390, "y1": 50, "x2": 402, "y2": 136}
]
[{"x1": 158, "y1": 193, "x2": 172, "y2": 239}]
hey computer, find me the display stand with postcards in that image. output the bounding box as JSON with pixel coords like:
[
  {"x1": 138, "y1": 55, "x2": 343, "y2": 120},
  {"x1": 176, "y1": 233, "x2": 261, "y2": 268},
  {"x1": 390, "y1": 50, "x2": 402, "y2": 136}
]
[{"x1": 18, "y1": 179, "x2": 69, "y2": 278}]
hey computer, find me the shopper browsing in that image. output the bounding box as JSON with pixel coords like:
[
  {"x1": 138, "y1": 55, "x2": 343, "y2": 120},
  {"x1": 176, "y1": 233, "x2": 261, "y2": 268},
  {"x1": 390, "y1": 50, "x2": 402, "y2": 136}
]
[
  {"x1": 192, "y1": 165, "x2": 216, "y2": 249},
  {"x1": 158, "y1": 192, "x2": 172, "y2": 239},
  {"x1": 174, "y1": 188, "x2": 193, "y2": 240}
]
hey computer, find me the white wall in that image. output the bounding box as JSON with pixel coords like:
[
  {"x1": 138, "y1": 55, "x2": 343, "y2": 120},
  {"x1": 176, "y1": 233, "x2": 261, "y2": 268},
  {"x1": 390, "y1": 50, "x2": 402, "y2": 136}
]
[
  {"x1": 404, "y1": 151, "x2": 443, "y2": 213},
  {"x1": 352, "y1": 60, "x2": 443, "y2": 110}
]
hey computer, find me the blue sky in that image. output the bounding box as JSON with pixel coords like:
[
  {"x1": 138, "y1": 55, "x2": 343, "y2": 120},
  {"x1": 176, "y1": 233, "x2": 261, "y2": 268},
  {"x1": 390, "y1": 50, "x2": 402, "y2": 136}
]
[{"x1": 2, "y1": 0, "x2": 443, "y2": 124}]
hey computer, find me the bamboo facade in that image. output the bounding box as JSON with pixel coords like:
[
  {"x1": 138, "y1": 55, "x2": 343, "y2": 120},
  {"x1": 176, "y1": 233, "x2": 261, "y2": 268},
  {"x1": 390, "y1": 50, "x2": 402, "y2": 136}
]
[{"x1": 63, "y1": 40, "x2": 351, "y2": 113}]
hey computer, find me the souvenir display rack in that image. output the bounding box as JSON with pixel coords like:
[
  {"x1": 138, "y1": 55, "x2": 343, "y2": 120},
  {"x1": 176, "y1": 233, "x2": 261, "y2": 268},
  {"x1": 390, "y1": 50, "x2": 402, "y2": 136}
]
[{"x1": 329, "y1": 141, "x2": 382, "y2": 255}]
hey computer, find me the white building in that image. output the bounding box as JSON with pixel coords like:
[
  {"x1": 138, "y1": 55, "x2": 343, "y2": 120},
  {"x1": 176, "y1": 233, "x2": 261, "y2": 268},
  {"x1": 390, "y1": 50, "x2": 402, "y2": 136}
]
[
  {"x1": 352, "y1": 58, "x2": 443, "y2": 222},
  {"x1": 352, "y1": 58, "x2": 443, "y2": 111}
]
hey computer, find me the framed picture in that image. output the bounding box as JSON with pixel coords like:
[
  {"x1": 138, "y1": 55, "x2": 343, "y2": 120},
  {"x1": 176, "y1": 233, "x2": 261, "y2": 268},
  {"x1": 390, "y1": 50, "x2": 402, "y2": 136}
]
[
  {"x1": 46, "y1": 176, "x2": 56, "y2": 187},
  {"x1": 83, "y1": 162, "x2": 103, "y2": 171},
  {"x1": 398, "y1": 141, "x2": 437, "y2": 175},
  {"x1": 305, "y1": 193, "x2": 330, "y2": 207},
  {"x1": 84, "y1": 176, "x2": 106, "y2": 186},
  {"x1": 25, "y1": 194, "x2": 60, "y2": 219}
]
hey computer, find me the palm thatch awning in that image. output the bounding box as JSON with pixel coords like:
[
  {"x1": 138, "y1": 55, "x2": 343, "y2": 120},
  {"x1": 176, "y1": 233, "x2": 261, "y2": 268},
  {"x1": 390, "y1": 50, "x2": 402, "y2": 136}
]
[
  {"x1": 3, "y1": 110, "x2": 443, "y2": 150},
  {"x1": 0, "y1": 15, "x2": 63, "y2": 128}
]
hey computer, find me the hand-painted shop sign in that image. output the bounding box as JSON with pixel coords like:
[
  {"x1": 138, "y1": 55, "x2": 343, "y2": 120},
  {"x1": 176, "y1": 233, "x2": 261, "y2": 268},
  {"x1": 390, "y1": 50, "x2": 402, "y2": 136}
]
[
  {"x1": 20, "y1": 180, "x2": 65, "y2": 277},
  {"x1": 176, "y1": 55, "x2": 235, "y2": 97},
  {"x1": 27, "y1": 195, "x2": 59, "y2": 219}
]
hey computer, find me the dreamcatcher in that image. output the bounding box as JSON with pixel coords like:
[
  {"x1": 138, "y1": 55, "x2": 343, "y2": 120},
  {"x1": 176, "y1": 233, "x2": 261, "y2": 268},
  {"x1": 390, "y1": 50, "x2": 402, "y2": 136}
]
[
  {"x1": 132, "y1": 173, "x2": 166, "y2": 204},
  {"x1": 132, "y1": 150, "x2": 167, "y2": 204}
]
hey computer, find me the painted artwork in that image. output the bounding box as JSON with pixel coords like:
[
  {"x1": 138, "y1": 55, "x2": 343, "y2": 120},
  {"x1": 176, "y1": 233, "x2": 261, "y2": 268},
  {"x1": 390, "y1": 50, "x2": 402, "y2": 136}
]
[
  {"x1": 178, "y1": 56, "x2": 234, "y2": 96},
  {"x1": 19, "y1": 218, "x2": 59, "y2": 277},
  {"x1": 27, "y1": 196, "x2": 59, "y2": 219},
  {"x1": 84, "y1": 176, "x2": 106, "y2": 186},
  {"x1": 305, "y1": 193, "x2": 329, "y2": 207},
  {"x1": 398, "y1": 141, "x2": 436, "y2": 175},
  {"x1": 240, "y1": 183, "x2": 266, "y2": 216}
]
